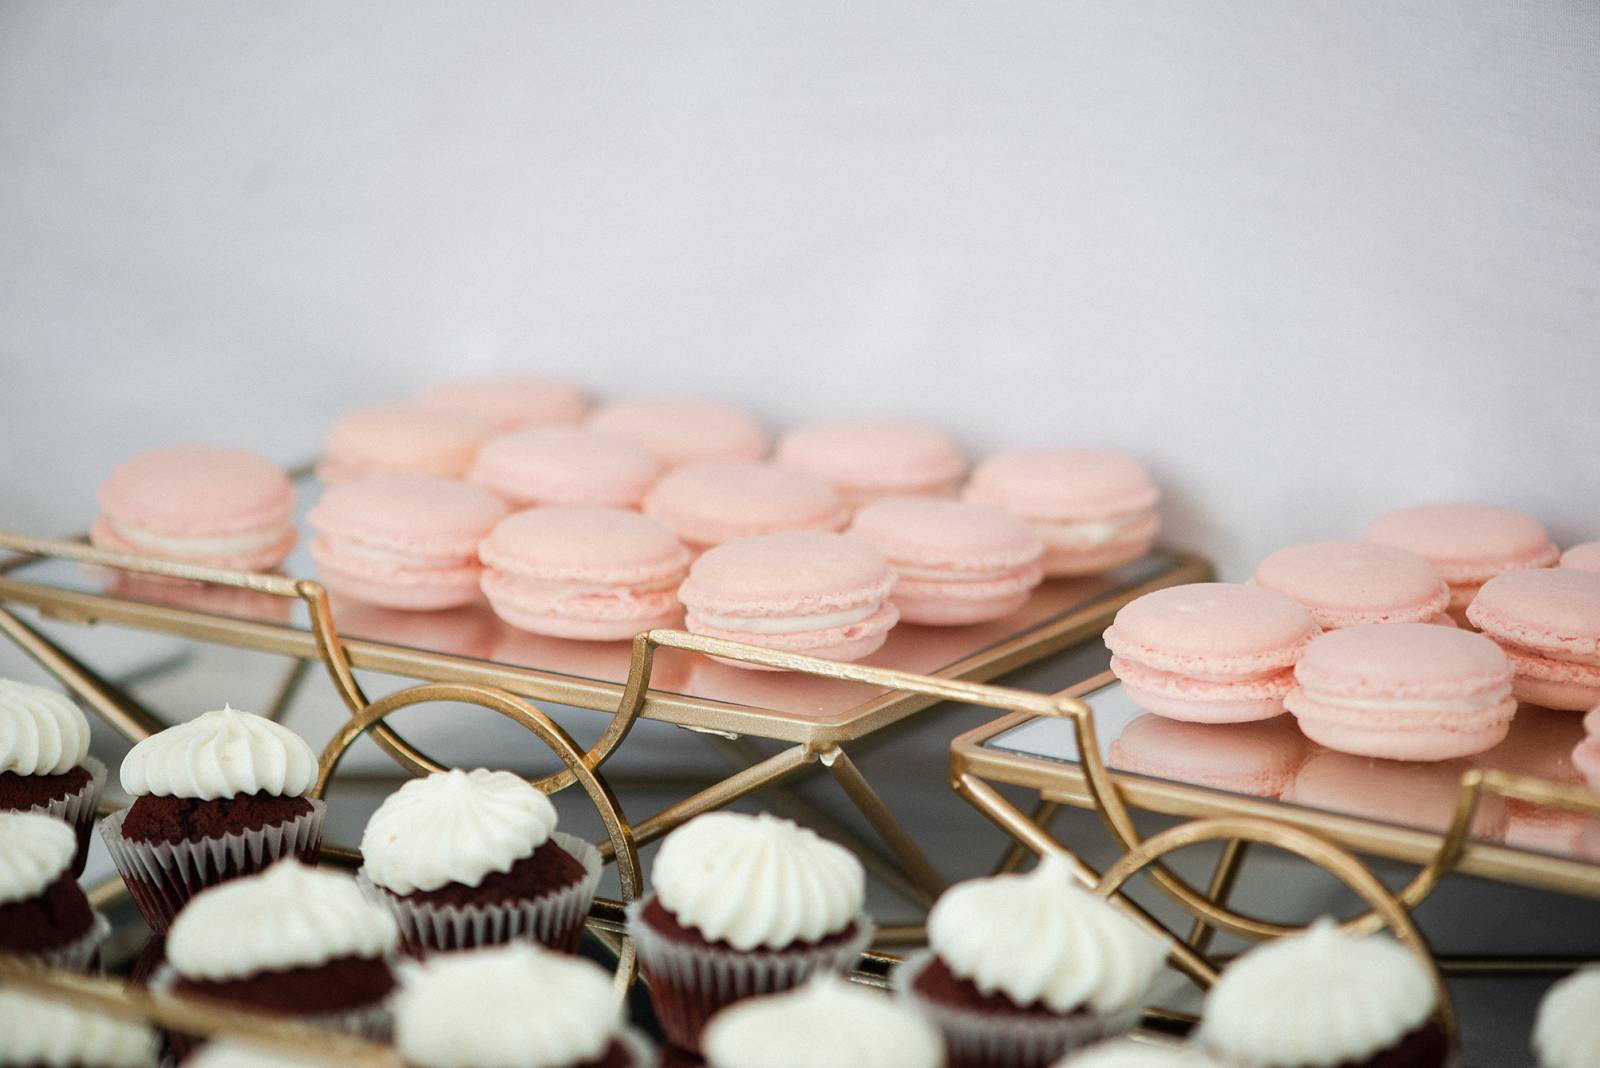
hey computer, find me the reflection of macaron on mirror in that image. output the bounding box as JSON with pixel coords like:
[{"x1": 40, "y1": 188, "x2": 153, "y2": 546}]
[
  {"x1": 1572, "y1": 706, "x2": 1600, "y2": 794},
  {"x1": 1108, "y1": 713, "x2": 1308, "y2": 798},
  {"x1": 1285, "y1": 748, "x2": 1510, "y2": 839},
  {"x1": 1476, "y1": 704, "x2": 1591, "y2": 854}
]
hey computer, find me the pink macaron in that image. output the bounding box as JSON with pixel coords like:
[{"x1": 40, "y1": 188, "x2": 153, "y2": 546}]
[
  {"x1": 775, "y1": 419, "x2": 966, "y2": 508},
  {"x1": 1285, "y1": 623, "x2": 1516, "y2": 761},
  {"x1": 962, "y1": 448, "x2": 1160, "y2": 577},
  {"x1": 642, "y1": 462, "x2": 849, "y2": 552},
  {"x1": 307, "y1": 474, "x2": 509, "y2": 610},
  {"x1": 1364, "y1": 504, "x2": 1559, "y2": 622},
  {"x1": 677, "y1": 531, "x2": 899, "y2": 666},
  {"x1": 1572, "y1": 707, "x2": 1600, "y2": 792},
  {"x1": 1105, "y1": 583, "x2": 1321, "y2": 723},
  {"x1": 479, "y1": 506, "x2": 690, "y2": 640},
  {"x1": 1108, "y1": 714, "x2": 1308, "y2": 798},
  {"x1": 1251, "y1": 540, "x2": 1452, "y2": 630},
  {"x1": 417, "y1": 376, "x2": 588, "y2": 431},
  {"x1": 321, "y1": 405, "x2": 494, "y2": 483},
  {"x1": 1561, "y1": 540, "x2": 1600, "y2": 573},
  {"x1": 587, "y1": 395, "x2": 770, "y2": 468},
  {"x1": 466, "y1": 426, "x2": 662, "y2": 509},
  {"x1": 846, "y1": 497, "x2": 1044, "y2": 626},
  {"x1": 91, "y1": 445, "x2": 297, "y2": 571},
  {"x1": 1466, "y1": 567, "x2": 1600, "y2": 711}
]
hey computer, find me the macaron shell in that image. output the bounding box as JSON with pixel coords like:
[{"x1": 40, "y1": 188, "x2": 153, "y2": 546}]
[
  {"x1": 307, "y1": 474, "x2": 509, "y2": 559},
  {"x1": 97, "y1": 445, "x2": 295, "y2": 536},
  {"x1": 1036, "y1": 512, "x2": 1159, "y2": 576},
  {"x1": 1499, "y1": 647, "x2": 1600, "y2": 711},
  {"x1": 1466, "y1": 568, "x2": 1600, "y2": 662},
  {"x1": 963, "y1": 447, "x2": 1160, "y2": 521},
  {"x1": 417, "y1": 376, "x2": 588, "y2": 430},
  {"x1": 1104, "y1": 583, "x2": 1321, "y2": 679},
  {"x1": 1113, "y1": 657, "x2": 1296, "y2": 723},
  {"x1": 480, "y1": 570, "x2": 683, "y2": 640},
  {"x1": 322, "y1": 406, "x2": 493, "y2": 481},
  {"x1": 1251, "y1": 540, "x2": 1451, "y2": 630},
  {"x1": 1561, "y1": 540, "x2": 1600, "y2": 573},
  {"x1": 1292, "y1": 622, "x2": 1514, "y2": 701},
  {"x1": 587, "y1": 396, "x2": 770, "y2": 467},
  {"x1": 1286, "y1": 687, "x2": 1515, "y2": 761},
  {"x1": 467, "y1": 427, "x2": 662, "y2": 508},
  {"x1": 685, "y1": 600, "x2": 898, "y2": 665},
  {"x1": 678, "y1": 532, "x2": 897, "y2": 618},
  {"x1": 1364, "y1": 503, "x2": 1559, "y2": 584},
  {"x1": 643, "y1": 462, "x2": 848, "y2": 548},
  {"x1": 479, "y1": 506, "x2": 690, "y2": 587},
  {"x1": 775, "y1": 420, "x2": 966, "y2": 497},
  {"x1": 891, "y1": 573, "x2": 1038, "y2": 626},
  {"x1": 309, "y1": 536, "x2": 484, "y2": 611},
  {"x1": 90, "y1": 514, "x2": 297, "y2": 572},
  {"x1": 848, "y1": 497, "x2": 1043, "y2": 574}
]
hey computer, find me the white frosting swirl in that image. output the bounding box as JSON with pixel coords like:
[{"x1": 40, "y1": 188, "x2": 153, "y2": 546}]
[
  {"x1": 0, "y1": 811, "x2": 76, "y2": 905},
  {"x1": 0, "y1": 679, "x2": 90, "y2": 776},
  {"x1": 1535, "y1": 967, "x2": 1600, "y2": 1068},
  {"x1": 1054, "y1": 1039, "x2": 1222, "y2": 1066},
  {"x1": 119, "y1": 705, "x2": 317, "y2": 800},
  {"x1": 167, "y1": 860, "x2": 398, "y2": 980},
  {"x1": 360, "y1": 768, "x2": 558, "y2": 894},
  {"x1": 395, "y1": 943, "x2": 620, "y2": 1068},
  {"x1": 704, "y1": 975, "x2": 943, "y2": 1068},
  {"x1": 0, "y1": 986, "x2": 159, "y2": 1068},
  {"x1": 183, "y1": 1041, "x2": 342, "y2": 1068},
  {"x1": 927, "y1": 853, "x2": 1167, "y2": 1015},
  {"x1": 651, "y1": 812, "x2": 864, "y2": 950},
  {"x1": 1198, "y1": 918, "x2": 1435, "y2": 1066}
]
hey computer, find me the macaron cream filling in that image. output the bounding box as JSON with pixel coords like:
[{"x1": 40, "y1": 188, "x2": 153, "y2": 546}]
[
  {"x1": 108, "y1": 519, "x2": 293, "y2": 559},
  {"x1": 690, "y1": 603, "x2": 881, "y2": 635}
]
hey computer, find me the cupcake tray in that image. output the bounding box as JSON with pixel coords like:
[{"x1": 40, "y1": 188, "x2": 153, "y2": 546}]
[{"x1": 950, "y1": 671, "x2": 1600, "y2": 960}]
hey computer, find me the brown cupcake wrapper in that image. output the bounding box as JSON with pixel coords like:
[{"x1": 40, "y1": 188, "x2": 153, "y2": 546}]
[
  {"x1": 16, "y1": 756, "x2": 107, "y2": 877},
  {"x1": 626, "y1": 896, "x2": 875, "y2": 1054},
  {"x1": 149, "y1": 963, "x2": 394, "y2": 1042},
  {"x1": 892, "y1": 951, "x2": 1139, "y2": 1068},
  {"x1": 358, "y1": 831, "x2": 603, "y2": 955},
  {"x1": 34, "y1": 912, "x2": 112, "y2": 973},
  {"x1": 99, "y1": 799, "x2": 327, "y2": 933}
]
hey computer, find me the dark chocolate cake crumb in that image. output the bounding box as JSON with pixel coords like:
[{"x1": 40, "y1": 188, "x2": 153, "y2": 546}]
[
  {"x1": 121, "y1": 791, "x2": 313, "y2": 845},
  {"x1": 390, "y1": 837, "x2": 589, "y2": 909},
  {"x1": 0, "y1": 766, "x2": 92, "y2": 809},
  {"x1": 173, "y1": 954, "x2": 395, "y2": 1016},
  {"x1": 642, "y1": 895, "x2": 860, "y2": 953},
  {"x1": 0, "y1": 869, "x2": 96, "y2": 953},
  {"x1": 912, "y1": 953, "x2": 1084, "y2": 1020}
]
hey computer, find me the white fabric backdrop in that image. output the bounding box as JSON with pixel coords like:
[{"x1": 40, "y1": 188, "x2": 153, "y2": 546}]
[{"x1": 2, "y1": 0, "x2": 1596, "y2": 577}]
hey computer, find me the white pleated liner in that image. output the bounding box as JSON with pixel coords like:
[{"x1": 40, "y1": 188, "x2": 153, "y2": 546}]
[
  {"x1": 21, "y1": 755, "x2": 106, "y2": 874},
  {"x1": 150, "y1": 963, "x2": 394, "y2": 1042},
  {"x1": 358, "y1": 831, "x2": 603, "y2": 955},
  {"x1": 626, "y1": 896, "x2": 876, "y2": 1053},
  {"x1": 98, "y1": 799, "x2": 327, "y2": 932},
  {"x1": 892, "y1": 952, "x2": 1139, "y2": 1068},
  {"x1": 36, "y1": 912, "x2": 111, "y2": 973}
]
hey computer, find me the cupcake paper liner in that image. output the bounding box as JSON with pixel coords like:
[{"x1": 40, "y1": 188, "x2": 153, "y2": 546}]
[
  {"x1": 892, "y1": 951, "x2": 1139, "y2": 1068},
  {"x1": 615, "y1": 1025, "x2": 661, "y2": 1068},
  {"x1": 359, "y1": 831, "x2": 603, "y2": 956},
  {"x1": 36, "y1": 911, "x2": 111, "y2": 973},
  {"x1": 150, "y1": 963, "x2": 395, "y2": 1048},
  {"x1": 627, "y1": 897, "x2": 875, "y2": 1054},
  {"x1": 99, "y1": 799, "x2": 327, "y2": 933},
  {"x1": 13, "y1": 756, "x2": 107, "y2": 877}
]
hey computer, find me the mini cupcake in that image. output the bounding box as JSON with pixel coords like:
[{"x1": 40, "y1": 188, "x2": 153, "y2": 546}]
[
  {"x1": 1196, "y1": 918, "x2": 1448, "y2": 1068},
  {"x1": 184, "y1": 1040, "x2": 344, "y2": 1067},
  {"x1": 0, "y1": 677, "x2": 106, "y2": 875},
  {"x1": 1533, "y1": 966, "x2": 1600, "y2": 1068},
  {"x1": 1054, "y1": 1039, "x2": 1221, "y2": 1066},
  {"x1": 703, "y1": 975, "x2": 943, "y2": 1068},
  {"x1": 99, "y1": 705, "x2": 325, "y2": 932},
  {"x1": 160, "y1": 860, "x2": 399, "y2": 1036},
  {"x1": 627, "y1": 811, "x2": 874, "y2": 1052},
  {"x1": 394, "y1": 943, "x2": 656, "y2": 1067},
  {"x1": 0, "y1": 983, "x2": 159, "y2": 1068},
  {"x1": 896, "y1": 853, "x2": 1167, "y2": 1068},
  {"x1": 0, "y1": 811, "x2": 109, "y2": 969},
  {"x1": 358, "y1": 767, "x2": 602, "y2": 955}
]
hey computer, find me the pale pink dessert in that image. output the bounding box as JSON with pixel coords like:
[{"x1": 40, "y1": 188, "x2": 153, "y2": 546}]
[
  {"x1": 1109, "y1": 714, "x2": 1308, "y2": 798},
  {"x1": 588, "y1": 396, "x2": 770, "y2": 468},
  {"x1": 963, "y1": 448, "x2": 1159, "y2": 577},
  {"x1": 775, "y1": 420, "x2": 965, "y2": 509},
  {"x1": 479, "y1": 506, "x2": 689, "y2": 641},
  {"x1": 847, "y1": 498, "x2": 1043, "y2": 626},
  {"x1": 1477, "y1": 705, "x2": 1591, "y2": 852},
  {"x1": 1288, "y1": 750, "x2": 1510, "y2": 840},
  {"x1": 1467, "y1": 568, "x2": 1600, "y2": 711},
  {"x1": 1104, "y1": 584, "x2": 1321, "y2": 723},
  {"x1": 1573, "y1": 707, "x2": 1600, "y2": 793},
  {"x1": 1252, "y1": 540, "x2": 1452, "y2": 630},
  {"x1": 308, "y1": 474, "x2": 509, "y2": 610},
  {"x1": 642, "y1": 462, "x2": 848, "y2": 552},
  {"x1": 417, "y1": 376, "x2": 588, "y2": 431},
  {"x1": 91, "y1": 445, "x2": 297, "y2": 571},
  {"x1": 1364, "y1": 504, "x2": 1558, "y2": 623},
  {"x1": 678, "y1": 532, "x2": 899, "y2": 667},
  {"x1": 1286, "y1": 623, "x2": 1516, "y2": 761},
  {"x1": 467, "y1": 427, "x2": 661, "y2": 509},
  {"x1": 321, "y1": 406, "x2": 494, "y2": 483},
  {"x1": 1560, "y1": 540, "x2": 1600, "y2": 573}
]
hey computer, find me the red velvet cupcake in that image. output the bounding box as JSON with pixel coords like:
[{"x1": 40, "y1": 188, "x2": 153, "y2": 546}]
[
  {"x1": 357, "y1": 768, "x2": 601, "y2": 955},
  {"x1": 0, "y1": 678, "x2": 107, "y2": 876},
  {"x1": 0, "y1": 811, "x2": 109, "y2": 970},
  {"x1": 99, "y1": 705, "x2": 325, "y2": 932},
  {"x1": 0, "y1": 981, "x2": 160, "y2": 1067},
  {"x1": 627, "y1": 812, "x2": 874, "y2": 1054}
]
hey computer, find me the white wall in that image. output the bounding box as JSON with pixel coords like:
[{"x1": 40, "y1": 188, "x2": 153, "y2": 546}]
[{"x1": 3, "y1": 1, "x2": 1596, "y2": 577}]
